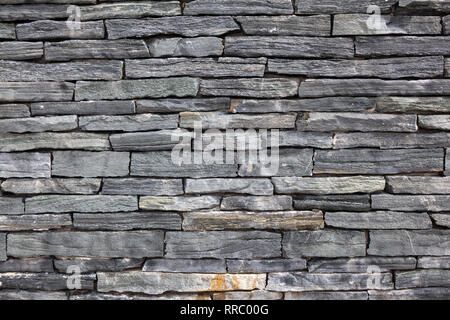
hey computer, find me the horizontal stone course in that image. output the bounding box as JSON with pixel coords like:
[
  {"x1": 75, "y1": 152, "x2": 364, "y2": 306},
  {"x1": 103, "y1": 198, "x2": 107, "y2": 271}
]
[
  {"x1": 0, "y1": 41, "x2": 43, "y2": 60},
  {"x1": 31, "y1": 101, "x2": 135, "y2": 116},
  {"x1": 0, "y1": 273, "x2": 95, "y2": 291},
  {"x1": 184, "y1": 0, "x2": 293, "y2": 15},
  {"x1": 16, "y1": 20, "x2": 105, "y2": 40},
  {"x1": 146, "y1": 37, "x2": 223, "y2": 57},
  {"x1": 0, "y1": 153, "x2": 50, "y2": 178},
  {"x1": 0, "y1": 214, "x2": 72, "y2": 231},
  {"x1": 372, "y1": 194, "x2": 450, "y2": 212}
]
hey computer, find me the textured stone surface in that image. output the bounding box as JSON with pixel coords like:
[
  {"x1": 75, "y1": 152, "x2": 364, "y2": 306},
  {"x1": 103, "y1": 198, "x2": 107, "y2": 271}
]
[
  {"x1": 308, "y1": 257, "x2": 416, "y2": 273},
  {"x1": 417, "y1": 257, "x2": 450, "y2": 269},
  {"x1": 103, "y1": 178, "x2": 183, "y2": 196},
  {"x1": 386, "y1": 176, "x2": 450, "y2": 194},
  {"x1": 0, "y1": 4, "x2": 70, "y2": 21},
  {"x1": 0, "y1": 273, "x2": 95, "y2": 290},
  {"x1": 184, "y1": 0, "x2": 293, "y2": 15},
  {"x1": 54, "y1": 258, "x2": 144, "y2": 273},
  {"x1": 0, "y1": 104, "x2": 30, "y2": 118},
  {"x1": 143, "y1": 259, "x2": 226, "y2": 273},
  {"x1": 398, "y1": 0, "x2": 450, "y2": 13},
  {"x1": 0, "y1": 41, "x2": 43, "y2": 60},
  {"x1": 0, "y1": 115, "x2": 77, "y2": 133},
  {"x1": 79, "y1": 114, "x2": 178, "y2": 132},
  {"x1": 16, "y1": 20, "x2": 105, "y2": 40},
  {"x1": 418, "y1": 115, "x2": 450, "y2": 130},
  {"x1": 147, "y1": 37, "x2": 223, "y2": 57},
  {"x1": 285, "y1": 291, "x2": 368, "y2": 300},
  {"x1": 0, "y1": 233, "x2": 6, "y2": 261},
  {"x1": 0, "y1": 290, "x2": 67, "y2": 300},
  {"x1": 221, "y1": 196, "x2": 292, "y2": 211},
  {"x1": 0, "y1": 153, "x2": 50, "y2": 178},
  {"x1": 136, "y1": 98, "x2": 229, "y2": 113},
  {"x1": 0, "y1": 82, "x2": 74, "y2": 102},
  {"x1": 227, "y1": 259, "x2": 306, "y2": 273},
  {"x1": 140, "y1": 196, "x2": 220, "y2": 211},
  {"x1": 376, "y1": 97, "x2": 450, "y2": 113},
  {"x1": 369, "y1": 288, "x2": 450, "y2": 300},
  {"x1": 185, "y1": 178, "x2": 273, "y2": 195},
  {"x1": 213, "y1": 290, "x2": 283, "y2": 300},
  {"x1": 0, "y1": 214, "x2": 72, "y2": 231},
  {"x1": 0, "y1": 197, "x2": 24, "y2": 214},
  {"x1": 294, "y1": 195, "x2": 371, "y2": 212},
  {"x1": 110, "y1": 130, "x2": 190, "y2": 151},
  {"x1": 11, "y1": 178, "x2": 98, "y2": 195},
  {"x1": 295, "y1": 0, "x2": 397, "y2": 14},
  {"x1": 396, "y1": 270, "x2": 450, "y2": 289},
  {"x1": 431, "y1": 214, "x2": 450, "y2": 228},
  {"x1": 0, "y1": 258, "x2": 54, "y2": 273},
  {"x1": 31, "y1": 101, "x2": 135, "y2": 116},
  {"x1": 372, "y1": 194, "x2": 450, "y2": 212}
]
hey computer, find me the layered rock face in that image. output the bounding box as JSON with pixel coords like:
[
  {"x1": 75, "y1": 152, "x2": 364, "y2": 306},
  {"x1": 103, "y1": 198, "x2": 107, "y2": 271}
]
[{"x1": 0, "y1": 0, "x2": 449, "y2": 301}]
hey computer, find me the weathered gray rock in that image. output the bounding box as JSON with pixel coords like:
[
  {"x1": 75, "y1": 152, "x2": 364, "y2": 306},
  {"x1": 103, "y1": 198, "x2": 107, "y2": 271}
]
[
  {"x1": 110, "y1": 130, "x2": 190, "y2": 151},
  {"x1": 376, "y1": 96, "x2": 450, "y2": 113},
  {"x1": 52, "y1": 151, "x2": 130, "y2": 177},
  {"x1": 334, "y1": 14, "x2": 441, "y2": 36},
  {"x1": 0, "y1": 214, "x2": 72, "y2": 231},
  {"x1": 0, "y1": 4, "x2": 69, "y2": 21},
  {"x1": 147, "y1": 37, "x2": 223, "y2": 57},
  {"x1": 136, "y1": 98, "x2": 229, "y2": 113},
  {"x1": 106, "y1": 16, "x2": 239, "y2": 39},
  {"x1": 309, "y1": 257, "x2": 416, "y2": 273},
  {"x1": 0, "y1": 290, "x2": 67, "y2": 300},
  {"x1": 220, "y1": 196, "x2": 292, "y2": 211},
  {"x1": 69, "y1": 292, "x2": 210, "y2": 300},
  {"x1": 0, "y1": 60, "x2": 123, "y2": 81},
  {"x1": 225, "y1": 36, "x2": 354, "y2": 58},
  {"x1": 8, "y1": 231, "x2": 164, "y2": 258},
  {"x1": 180, "y1": 112, "x2": 296, "y2": 128},
  {"x1": 54, "y1": 258, "x2": 144, "y2": 273},
  {"x1": 143, "y1": 259, "x2": 226, "y2": 273},
  {"x1": 166, "y1": 231, "x2": 281, "y2": 258},
  {"x1": 0, "y1": 197, "x2": 24, "y2": 214},
  {"x1": 369, "y1": 288, "x2": 450, "y2": 300},
  {"x1": 31, "y1": 101, "x2": 135, "y2": 116},
  {"x1": 45, "y1": 39, "x2": 150, "y2": 61},
  {"x1": 269, "y1": 56, "x2": 443, "y2": 79},
  {"x1": 25, "y1": 195, "x2": 138, "y2": 213},
  {"x1": 398, "y1": 0, "x2": 450, "y2": 13},
  {"x1": 0, "y1": 0, "x2": 94, "y2": 3},
  {"x1": 372, "y1": 194, "x2": 450, "y2": 212},
  {"x1": 0, "y1": 132, "x2": 110, "y2": 152},
  {"x1": 314, "y1": 149, "x2": 443, "y2": 175},
  {"x1": 299, "y1": 79, "x2": 450, "y2": 97},
  {"x1": 0, "y1": 153, "x2": 50, "y2": 178},
  {"x1": 0, "y1": 104, "x2": 30, "y2": 118},
  {"x1": 231, "y1": 97, "x2": 375, "y2": 113},
  {"x1": 0, "y1": 115, "x2": 77, "y2": 133},
  {"x1": 285, "y1": 291, "x2": 368, "y2": 300},
  {"x1": 396, "y1": 270, "x2": 450, "y2": 289},
  {"x1": 267, "y1": 272, "x2": 393, "y2": 291},
  {"x1": 0, "y1": 233, "x2": 6, "y2": 261},
  {"x1": 445, "y1": 15, "x2": 450, "y2": 34},
  {"x1": 140, "y1": 196, "x2": 220, "y2": 211},
  {"x1": 446, "y1": 57, "x2": 449, "y2": 76},
  {"x1": 185, "y1": 178, "x2": 273, "y2": 195},
  {"x1": 0, "y1": 273, "x2": 95, "y2": 290},
  {"x1": 227, "y1": 259, "x2": 306, "y2": 273},
  {"x1": 0, "y1": 41, "x2": 43, "y2": 60},
  {"x1": 127, "y1": 57, "x2": 266, "y2": 78},
  {"x1": 294, "y1": 195, "x2": 371, "y2": 212},
  {"x1": 0, "y1": 82, "x2": 74, "y2": 102},
  {"x1": 417, "y1": 257, "x2": 450, "y2": 269},
  {"x1": 236, "y1": 15, "x2": 330, "y2": 36},
  {"x1": 386, "y1": 176, "x2": 450, "y2": 194},
  {"x1": 295, "y1": 0, "x2": 397, "y2": 14},
  {"x1": 131, "y1": 151, "x2": 238, "y2": 178},
  {"x1": 0, "y1": 22, "x2": 15, "y2": 39},
  {"x1": 103, "y1": 178, "x2": 183, "y2": 195},
  {"x1": 298, "y1": 113, "x2": 418, "y2": 132},
  {"x1": 214, "y1": 290, "x2": 283, "y2": 300},
  {"x1": 0, "y1": 258, "x2": 53, "y2": 273},
  {"x1": 278, "y1": 131, "x2": 334, "y2": 148},
  {"x1": 73, "y1": 212, "x2": 182, "y2": 231},
  {"x1": 368, "y1": 230, "x2": 450, "y2": 256},
  {"x1": 75, "y1": 78, "x2": 199, "y2": 100},
  {"x1": 419, "y1": 115, "x2": 450, "y2": 130},
  {"x1": 16, "y1": 20, "x2": 105, "y2": 40},
  {"x1": 183, "y1": 210, "x2": 323, "y2": 231},
  {"x1": 79, "y1": 114, "x2": 178, "y2": 131},
  {"x1": 283, "y1": 230, "x2": 366, "y2": 258},
  {"x1": 356, "y1": 36, "x2": 450, "y2": 56},
  {"x1": 97, "y1": 271, "x2": 266, "y2": 294},
  {"x1": 185, "y1": 0, "x2": 293, "y2": 15},
  {"x1": 325, "y1": 211, "x2": 432, "y2": 230},
  {"x1": 200, "y1": 78, "x2": 299, "y2": 98},
  {"x1": 272, "y1": 176, "x2": 385, "y2": 194},
  {"x1": 431, "y1": 214, "x2": 450, "y2": 228},
  {"x1": 446, "y1": 148, "x2": 450, "y2": 175}
]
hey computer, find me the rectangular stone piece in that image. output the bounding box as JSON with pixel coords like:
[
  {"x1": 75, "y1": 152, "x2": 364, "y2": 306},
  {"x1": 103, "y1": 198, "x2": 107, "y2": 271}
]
[
  {"x1": 372, "y1": 194, "x2": 450, "y2": 212},
  {"x1": 272, "y1": 176, "x2": 386, "y2": 194},
  {"x1": 183, "y1": 210, "x2": 323, "y2": 231},
  {"x1": 227, "y1": 259, "x2": 307, "y2": 273},
  {"x1": 418, "y1": 115, "x2": 450, "y2": 130},
  {"x1": 0, "y1": 233, "x2": 6, "y2": 261},
  {"x1": 376, "y1": 97, "x2": 450, "y2": 113},
  {"x1": 185, "y1": 178, "x2": 273, "y2": 196},
  {"x1": 386, "y1": 176, "x2": 450, "y2": 194},
  {"x1": 7, "y1": 231, "x2": 164, "y2": 258},
  {"x1": 299, "y1": 79, "x2": 450, "y2": 97},
  {"x1": 0, "y1": 4, "x2": 70, "y2": 21},
  {"x1": 295, "y1": 0, "x2": 398, "y2": 14},
  {"x1": 143, "y1": 259, "x2": 226, "y2": 273},
  {"x1": 298, "y1": 113, "x2": 417, "y2": 132},
  {"x1": 0, "y1": 214, "x2": 72, "y2": 231},
  {"x1": 445, "y1": 15, "x2": 450, "y2": 34},
  {"x1": 136, "y1": 98, "x2": 229, "y2": 113},
  {"x1": 396, "y1": 270, "x2": 450, "y2": 289},
  {"x1": 54, "y1": 258, "x2": 144, "y2": 273},
  {"x1": 368, "y1": 230, "x2": 450, "y2": 256},
  {"x1": 165, "y1": 231, "x2": 281, "y2": 259},
  {"x1": 0, "y1": 153, "x2": 50, "y2": 178},
  {"x1": 52, "y1": 151, "x2": 130, "y2": 177},
  {"x1": 103, "y1": 178, "x2": 183, "y2": 196},
  {"x1": 0, "y1": 41, "x2": 43, "y2": 60},
  {"x1": 0, "y1": 115, "x2": 77, "y2": 133},
  {"x1": 1, "y1": 178, "x2": 100, "y2": 195},
  {"x1": 325, "y1": 211, "x2": 432, "y2": 230},
  {"x1": 79, "y1": 114, "x2": 178, "y2": 132},
  {"x1": 184, "y1": 0, "x2": 293, "y2": 15},
  {"x1": 97, "y1": 271, "x2": 266, "y2": 295},
  {"x1": 417, "y1": 257, "x2": 450, "y2": 269},
  {"x1": 147, "y1": 37, "x2": 223, "y2": 57},
  {"x1": 75, "y1": 78, "x2": 199, "y2": 100},
  {"x1": 356, "y1": 36, "x2": 450, "y2": 57},
  {"x1": 308, "y1": 257, "x2": 417, "y2": 273},
  {"x1": 105, "y1": 16, "x2": 239, "y2": 39},
  {"x1": 110, "y1": 130, "x2": 189, "y2": 152},
  {"x1": 446, "y1": 148, "x2": 449, "y2": 175},
  {"x1": 0, "y1": 22, "x2": 15, "y2": 39},
  {"x1": 0, "y1": 258, "x2": 54, "y2": 273},
  {"x1": 236, "y1": 15, "x2": 330, "y2": 36},
  {"x1": 25, "y1": 195, "x2": 138, "y2": 213},
  {"x1": 16, "y1": 20, "x2": 104, "y2": 40},
  {"x1": 431, "y1": 214, "x2": 450, "y2": 228},
  {"x1": 221, "y1": 196, "x2": 292, "y2": 211},
  {"x1": 0, "y1": 197, "x2": 24, "y2": 214},
  {"x1": 73, "y1": 212, "x2": 181, "y2": 231},
  {"x1": 0, "y1": 82, "x2": 74, "y2": 102},
  {"x1": 45, "y1": 39, "x2": 150, "y2": 61},
  {"x1": 31, "y1": 101, "x2": 135, "y2": 116},
  {"x1": 0, "y1": 273, "x2": 94, "y2": 291},
  {"x1": 314, "y1": 149, "x2": 443, "y2": 175},
  {"x1": 267, "y1": 272, "x2": 393, "y2": 292},
  {"x1": 283, "y1": 230, "x2": 366, "y2": 258},
  {"x1": 269, "y1": 56, "x2": 443, "y2": 79},
  {"x1": 294, "y1": 195, "x2": 371, "y2": 212},
  {"x1": 369, "y1": 288, "x2": 450, "y2": 300},
  {"x1": 285, "y1": 291, "x2": 368, "y2": 300},
  {"x1": 399, "y1": 0, "x2": 450, "y2": 13},
  {"x1": 200, "y1": 78, "x2": 299, "y2": 98},
  {"x1": 0, "y1": 104, "x2": 30, "y2": 118},
  {"x1": 139, "y1": 196, "x2": 220, "y2": 211},
  {"x1": 225, "y1": 36, "x2": 354, "y2": 58}
]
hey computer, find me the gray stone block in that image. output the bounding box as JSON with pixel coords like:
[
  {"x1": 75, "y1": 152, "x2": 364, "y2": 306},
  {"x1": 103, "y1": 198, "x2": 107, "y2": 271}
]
[
  {"x1": 54, "y1": 258, "x2": 144, "y2": 273},
  {"x1": 0, "y1": 273, "x2": 95, "y2": 290},
  {"x1": 147, "y1": 37, "x2": 223, "y2": 57},
  {"x1": 221, "y1": 195, "x2": 292, "y2": 211},
  {"x1": 227, "y1": 259, "x2": 307, "y2": 273},
  {"x1": 294, "y1": 195, "x2": 371, "y2": 212},
  {"x1": 396, "y1": 270, "x2": 450, "y2": 289},
  {"x1": 136, "y1": 98, "x2": 229, "y2": 113},
  {"x1": 79, "y1": 114, "x2": 178, "y2": 131},
  {"x1": 0, "y1": 115, "x2": 77, "y2": 133},
  {"x1": 0, "y1": 258, "x2": 54, "y2": 273},
  {"x1": 0, "y1": 196, "x2": 24, "y2": 214},
  {"x1": 16, "y1": 20, "x2": 105, "y2": 40},
  {"x1": 0, "y1": 104, "x2": 30, "y2": 118},
  {"x1": 184, "y1": 0, "x2": 293, "y2": 15},
  {"x1": 103, "y1": 178, "x2": 183, "y2": 195},
  {"x1": 418, "y1": 115, "x2": 450, "y2": 130},
  {"x1": 31, "y1": 101, "x2": 135, "y2": 116},
  {"x1": 140, "y1": 196, "x2": 220, "y2": 211},
  {"x1": 372, "y1": 194, "x2": 450, "y2": 212},
  {"x1": 369, "y1": 288, "x2": 450, "y2": 300},
  {"x1": 143, "y1": 259, "x2": 226, "y2": 273},
  {"x1": 295, "y1": 0, "x2": 397, "y2": 14},
  {"x1": 0, "y1": 214, "x2": 72, "y2": 231},
  {"x1": 0, "y1": 153, "x2": 50, "y2": 178},
  {"x1": 376, "y1": 97, "x2": 450, "y2": 113},
  {"x1": 386, "y1": 176, "x2": 450, "y2": 194},
  {"x1": 308, "y1": 257, "x2": 417, "y2": 273},
  {"x1": 0, "y1": 41, "x2": 43, "y2": 60},
  {"x1": 185, "y1": 178, "x2": 273, "y2": 195},
  {"x1": 0, "y1": 82, "x2": 74, "y2": 102}
]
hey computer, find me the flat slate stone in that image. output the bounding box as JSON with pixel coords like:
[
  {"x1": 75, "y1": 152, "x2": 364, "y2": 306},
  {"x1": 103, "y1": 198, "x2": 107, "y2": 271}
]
[
  {"x1": 285, "y1": 291, "x2": 368, "y2": 300},
  {"x1": 184, "y1": 0, "x2": 293, "y2": 15},
  {"x1": 165, "y1": 231, "x2": 281, "y2": 259},
  {"x1": 16, "y1": 20, "x2": 105, "y2": 40},
  {"x1": 0, "y1": 153, "x2": 50, "y2": 178},
  {"x1": 227, "y1": 259, "x2": 306, "y2": 273},
  {"x1": 386, "y1": 176, "x2": 450, "y2": 194},
  {"x1": 398, "y1": 0, "x2": 450, "y2": 13},
  {"x1": 97, "y1": 271, "x2": 266, "y2": 295},
  {"x1": 0, "y1": 214, "x2": 72, "y2": 231},
  {"x1": 140, "y1": 196, "x2": 220, "y2": 211},
  {"x1": 183, "y1": 210, "x2": 323, "y2": 231},
  {"x1": 75, "y1": 78, "x2": 199, "y2": 100},
  {"x1": 31, "y1": 101, "x2": 135, "y2": 116},
  {"x1": 0, "y1": 104, "x2": 30, "y2": 118},
  {"x1": 0, "y1": 233, "x2": 6, "y2": 261},
  {"x1": 372, "y1": 194, "x2": 450, "y2": 212},
  {"x1": 272, "y1": 176, "x2": 385, "y2": 194},
  {"x1": 396, "y1": 270, "x2": 450, "y2": 289},
  {"x1": 79, "y1": 114, "x2": 178, "y2": 131},
  {"x1": 110, "y1": 130, "x2": 190, "y2": 151},
  {"x1": 0, "y1": 258, "x2": 54, "y2": 273},
  {"x1": 0, "y1": 22, "x2": 15, "y2": 39},
  {"x1": 45, "y1": 39, "x2": 150, "y2": 61},
  {"x1": 69, "y1": 292, "x2": 210, "y2": 300},
  {"x1": 431, "y1": 214, "x2": 450, "y2": 228},
  {"x1": 446, "y1": 148, "x2": 450, "y2": 175},
  {"x1": 376, "y1": 96, "x2": 450, "y2": 113},
  {"x1": 368, "y1": 230, "x2": 450, "y2": 256},
  {"x1": 220, "y1": 196, "x2": 292, "y2": 211},
  {"x1": 225, "y1": 36, "x2": 354, "y2": 58},
  {"x1": 278, "y1": 131, "x2": 333, "y2": 148},
  {"x1": 106, "y1": 16, "x2": 239, "y2": 39},
  {"x1": 185, "y1": 178, "x2": 273, "y2": 195},
  {"x1": 369, "y1": 288, "x2": 450, "y2": 300},
  {"x1": 147, "y1": 37, "x2": 223, "y2": 57},
  {"x1": 0, "y1": 115, "x2": 77, "y2": 133},
  {"x1": 0, "y1": 273, "x2": 95, "y2": 290},
  {"x1": 417, "y1": 257, "x2": 450, "y2": 269},
  {"x1": 0, "y1": 290, "x2": 67, "y2": 300},
  {"x1": 0, "y1": 197, "x2": 24, "y2": 214},
  {"x1": 25, "y1": 195, "x2": 138, "y2": 213},
  {"x1": 1, "y1": 178, "x2": 100, "y2": 195},
  {"x1": 103, "y1": 178, "x2": 183, "y2": 195},
  {"x1": 0, "y1": 4, "x2": 70, "y2": 21},
  {"x1": 295, "y1": 0, "x2": 397, "y2": 14},
  {"x1": 445, "y1": 15, "x2": 450, "y2": 34},
  {"x1": 314, "y1": 148, "x2": 443, "y2": 175},
  {"x1": 136, "y1": 98, "x2": 229, "y2": 113},
  {"x1": 283, "y1": 230, "x2": 366, "y2": 258},
  {"x1": 0, "y1": 41, "x2": 43, "y2": 60},
  {"x1": 0, "y1": 82, "x2": 74, "y2": 102},
  {"x1": 308, "y1": 257, "x2": 417, "y2": 273},
  {"x1": 267, "y1": 272, "x2": 393, "y2": 291},
  {"x1": 294, "y1": 195, "x2": 371, "y2": 212},
  {"x1": 143, "y1": 259, "x2": 226, "y2": 273},
  {"x1": 8, "y1": 231, "x2": 164, "y2": 258},
  {"x1": 54, "y1": 258, "x2": 144, "y2": 273},
  {"x1": 419, "y1": 115, "x2": 450, "y2": 130},
  {"x1": 214, "y1": 290, "x2": 283, "y2": 300}
]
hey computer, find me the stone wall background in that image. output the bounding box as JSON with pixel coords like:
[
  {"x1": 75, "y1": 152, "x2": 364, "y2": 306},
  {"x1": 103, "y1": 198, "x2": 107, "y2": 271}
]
[{"x1": 0, "y1": 0, "x2": 449, "y2": 300}]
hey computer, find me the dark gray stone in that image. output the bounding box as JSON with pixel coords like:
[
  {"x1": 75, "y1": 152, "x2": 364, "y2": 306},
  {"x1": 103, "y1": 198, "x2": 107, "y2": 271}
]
[
  {"x1": 103, "y1": 178, "x2": 183, "y2": 195},
  {"x1": 136, "y1": 98, "x2": 229, "y2": 113},
  {"x1": 16, "y1": 20, "x2": 105, "y2": 40},
  {"x1": 214, "y1": 291, "x2": 282, "y2": 300},
  {"x1": 0, "y1": 233, "x2": 6, "y2": 261},
  {"x1": 396, "y1": 270, "x2": 450, "y2": 289},
  {"x1": 2, "y1": 178, "x2": 101, "y2": 196},
  {"x1": 418, "y1": 115, "x2": 450, "y2": 130},
  {"x1": 0, "y1": 4, "x2": 69, "y2": 21},
  {"x1": 0, "y1": 82, "x2": 74, "y2": 102},
  {"x1": 140, "y1": 196, "x2": 220, "y2": 211},
  {"x1": 221, "y1": 196, "x2": 292, "y2": 211},
  {"x1": 0, "y1": 290, "x2": 67, "y2": 300},
  {"x1": 295, "y1": 0, "x2": 397, "y2": 14},
  {"x1": 0, "y1": 214, "x2": 72, "y2": 231},
  {"x1": 399, "y1": 0, "x2": 450, "y2": 13},
  {"x1": 376, "y1": 97, "x2": 450, "y2": 113},
  {"x1": 180, "y1": 112, "x2": 296, "y2": 128},
  {"x1": 285, "y1": 291, "x2": 368, "y2": 300},
  {"x1": 143, "y1": 259, "x2": 226, "y2": 273},
  {"x1": 386, "y1": 176, "x2": 450, "y2": 194},
  {"x1": 184, "y1": 0, "x2": 293, "y2": 15},
  {"x1": 0, "y1": 115, "x2": 77, "y2": 133},
  {"x1": 278, "y1": 131, "x2": 333, "y2": 148},
  {"x1": 147, "y1": 37, "x2": 223, "y2": 57},
  {"x1": 227, "y1": 259, "x2": 307, "y2": 273},
  {"x1": 0, "y1": 196, "x2": 24, "y2": 214},
  {"x1": 54, "y1": 258, "x2": 144, "y2": 273},
  {"x1": 31, "y1": 101, "x2": 135, "y2": 116},
  {"x1": 294, "y1": 195, "x2": 371, "y2": 212},
  {"x1": 308, "y1": 257, "x2": 417, "y2": 273},
  {"x1": 0, "y1": 153, "x2": 50, "y2": 178},
  {"x1": 185, "y1": 178, "x2": 273, "y2": 195},
  {"x1": 0, "y1": 273, "x2": 95, "y2": 290},
  {"x1": 372, "y1": 194, "x2": 450, "y2": 212},
  {"x1": 0, "y1": 258, "x2": 54, "y2": 272},
  {"x1": 431, "y1": 214, "x2": 450, "y2": 228},
  {"x1": 0, "y1": 41, "x2": 43, "y2": 60},
  {"x1": 0, "y1": 22, "x2": 15, "y2": 39},
  {"x1": 369, "y1": 288, "x2": 450, "y2": 300},
  {"x1": 417, "y1": 257, "x2": 450, "y2": 269},
  {"x1": 0, "y1": 104, "x2": 30, "y2": 118},
  {"x1": 79, "y1": 114, "x2": 178, "y2": 131},
  {"x1": 110, "y1": 130, "x2": 190, "y2": 151}
]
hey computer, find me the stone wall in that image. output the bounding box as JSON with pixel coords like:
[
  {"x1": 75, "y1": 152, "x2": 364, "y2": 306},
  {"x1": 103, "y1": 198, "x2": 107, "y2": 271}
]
[{"x1": 0, "y1": 0, "x2": 449, "y2": 300}]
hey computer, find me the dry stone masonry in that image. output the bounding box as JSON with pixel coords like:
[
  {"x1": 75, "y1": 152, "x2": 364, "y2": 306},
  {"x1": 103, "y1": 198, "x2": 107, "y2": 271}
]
[{"x1": 0, "y1": 0, "x2": 449, "y2": 300}]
